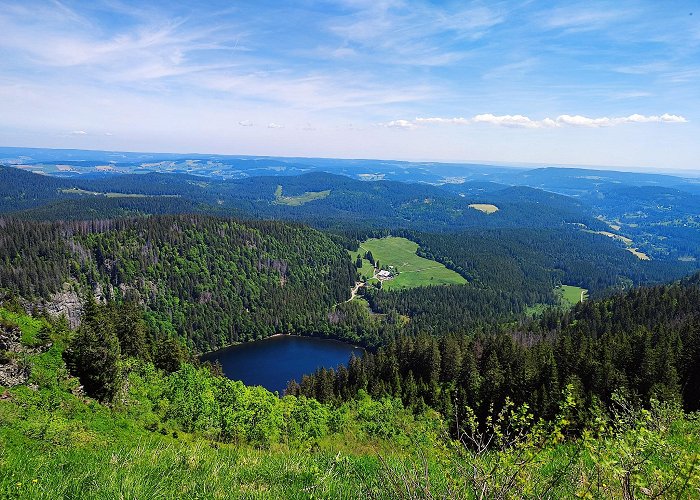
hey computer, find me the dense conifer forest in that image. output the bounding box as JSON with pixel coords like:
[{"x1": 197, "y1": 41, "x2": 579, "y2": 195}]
[
  {"x1": 293, "y1": 274, "x2": 700, "y2": 423},
  {"x1": 0, "y1": 216, "x2": 355, "y2": 351}
]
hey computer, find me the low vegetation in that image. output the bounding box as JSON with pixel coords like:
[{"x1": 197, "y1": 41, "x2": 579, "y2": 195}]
[
  {"x1": 1, "y1": 302, "x2": 698, "y2": 498},
  {"x1": 61, "y1": 188, "x2": 179, "y2": 199},
  {"x1": 352, "y1": 237, "x2": 466, "y2": 290},
  {"x1": 273, "y1": 185, "x2": 331, "y2": 206},
  {"x1": 468, "y1": 203, "x2": 499, "y2": 214},
  {"x1": 559, "y1": 284, "x2": 588, "y2": 306},
  {"x1": 627, "y1": 247, "x2": 651, "y2": 260}
]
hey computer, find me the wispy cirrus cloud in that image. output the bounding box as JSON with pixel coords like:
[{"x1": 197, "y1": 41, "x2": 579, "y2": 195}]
[
  {"x1": 541, "y1": 7, "x2": 632, "y2": 32},
  {"x1": 326, "y1": 1, "x2": 504, "y2": 66},
  {"x1": 384, "y1": 113, "x2": 688, "y2": 129}
]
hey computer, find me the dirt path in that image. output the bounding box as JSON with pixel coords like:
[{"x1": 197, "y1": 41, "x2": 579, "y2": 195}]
[
  {"x1": 346, "y1": 281, "x2": 364, "y2": 302},
  {"x1": 345, "y1": 265, "x2": 383, "y2": 303}
]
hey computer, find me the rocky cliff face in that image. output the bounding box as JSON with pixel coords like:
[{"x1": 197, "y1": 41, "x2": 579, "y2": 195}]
[
  {"x1": 44, "y1": 288, "x2": 83, "y2": 329},
  {"x1": 0, "y1": 323, "x2": 30, "y2": 387}
]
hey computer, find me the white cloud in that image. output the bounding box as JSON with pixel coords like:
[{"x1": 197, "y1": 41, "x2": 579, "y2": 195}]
[
  {"x1": 383, "y1": 119, "x2": 418, "y2": 130},
  {"x1": 557, "y1": 113, "x2": 687, "y2": 127},
  {"x1": 472, "y1": 114, "x2": 540, "y2": 128},
  {"x1": 387, "y1": 113, "x2": 688, "y2": 129},
  {"x1": 238, "y1": 120, "x2": 253, "y2": 127},
  {"x1": 555, "y1": 115, "x2": 611, "y2": 127},
  {"x1": 415, "y1": 117, "x2": 470, "y2": 125},
  {"x1": 70, "y1": 130, "x2": 87, "y2": 135},
  {"x1": 267, "y1": 122, "x2": 284, "y2": 129}
]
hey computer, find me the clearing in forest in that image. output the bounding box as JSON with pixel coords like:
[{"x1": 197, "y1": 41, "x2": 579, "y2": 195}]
[
  {"x1": 349, "y1": 237, "x2": 466, "y2": 290},
  {"x1": 559, "y1": 285, "x2": 588, "y2": 307},
  {"x1": 61, "y1": 188, "x2": 179, "y2": 198},
  {"x1": 588, "y1": 230, "x2": 650, "y2": 261},
  {"x1": 468, "y1": 203, "x2": 499, "y2": 214},
  {"x1": 273, "y1": 185, "x2": 330, "y2": 206}
]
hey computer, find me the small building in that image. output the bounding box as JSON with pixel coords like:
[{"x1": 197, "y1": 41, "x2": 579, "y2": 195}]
[{"x1": 377, "y1": 270, "x2": 392, "y2": 279}]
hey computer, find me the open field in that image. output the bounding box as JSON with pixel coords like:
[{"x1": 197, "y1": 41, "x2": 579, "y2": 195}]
[
  {"x1": 60, "y1": 188, "x2": 179, "y2": 199},
  {"x1": 348, "y1": 250, "x2": 377, "y2": 279},
  {"x1": 273, "y1": 185, "x2": 330, "y2": 206},
  {"x1": 586, "y1": 230, "x2": 650, "y2": 261},
  {"x1": 352, "y1": 237, "x2": 466, "y2": 290},
  {"x1": 525, "y1": 285, "x2": 588, "y2": 315},
  {"x1": 559, "y1": 285, "x2": 588, "y2": 307},
  {"x1": 593, "y1": 230, "x2": 633, "y2": 245},
  {"x1": 468, "y1": 203, "x2": 499, "y2": 214},
  {"x1": 626, "y1": 248, "x2": 650, "y2": 260}
]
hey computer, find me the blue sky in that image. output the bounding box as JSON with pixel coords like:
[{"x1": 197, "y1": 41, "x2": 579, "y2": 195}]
[{"x1": 1, "y1": 0, "x2": 699, "y2": 171}]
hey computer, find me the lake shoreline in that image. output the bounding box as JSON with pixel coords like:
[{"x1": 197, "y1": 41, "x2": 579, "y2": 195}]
[{"x1": 201, "y1": 335, "x2": 365, "y2": 394}]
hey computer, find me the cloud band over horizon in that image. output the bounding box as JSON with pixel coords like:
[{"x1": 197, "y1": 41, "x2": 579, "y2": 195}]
[{"x1": 385, "y1": 113, "x2": 688, "y2": 130}]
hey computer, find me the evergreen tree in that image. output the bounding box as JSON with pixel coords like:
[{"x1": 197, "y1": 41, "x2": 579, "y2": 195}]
[
  {"x1": 154, "y1": 337, "x2": 186, "y2": 373},
  {"x1": 64, "y1": 297, "x2": 121, "y2": 401},
  {"x1": 114, "y1": 301, "x2": 147, "y2": 359}
]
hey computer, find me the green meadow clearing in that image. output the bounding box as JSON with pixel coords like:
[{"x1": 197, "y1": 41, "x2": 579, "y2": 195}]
[
  {"x1": 350, "y1": 237, "x2": 466, "y2": 290},
  {"x1": 559, "y1": 285, "x2": 588, "y2": 307},
  {"x1": 468, "y1": 203, "x2": 499, "y2": 214},
  {"x1": 525, "y1": 285, "x2": 589, "y2": 316},
  {"x1": 273, "y1": 185, "x2": 331, "y2": 206},
  {"x1": 60, "y1": 188, "x2": 179, "y2": 199}
]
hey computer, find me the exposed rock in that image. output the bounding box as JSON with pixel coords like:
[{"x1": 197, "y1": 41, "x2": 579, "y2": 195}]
[
  {"x1": 0, "y1": 325, "x2": 22, "y2": 352},
  {"x1": 37, "y1": 280, "x2": 157, "y2": 329},
  {"x1": 44, "y1": 287, "x2": 83, "y2": 329},
  {"x1": 0, "y1": 363, "x2": 28, "y2": 388},
  {"x1": 0, "y1": 325, "x2": 30, "y2": 387}
]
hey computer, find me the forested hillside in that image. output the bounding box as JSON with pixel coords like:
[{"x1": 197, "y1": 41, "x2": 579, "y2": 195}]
[
  {"x1": 0, "y1": 167, "x2": 606, "y2": 231},
  {"x1": 0, "y1": 216, "x2": 355, "y2": 351},
  {"x1": 412, "y1": 228, "x2": 695, "y2": 297},
  {"x1": 294, "y1": 273, "x2": 700, "y2": 424}
]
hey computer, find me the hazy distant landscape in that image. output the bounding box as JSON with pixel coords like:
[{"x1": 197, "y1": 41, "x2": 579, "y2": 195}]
[{"x1": 3, "y1": 146, "x2": 699, "y2": 265}]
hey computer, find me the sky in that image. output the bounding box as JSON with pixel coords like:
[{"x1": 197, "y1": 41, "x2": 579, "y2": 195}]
[{"x1": 1, "y1": 0, "x2": 699, "y2": 171}]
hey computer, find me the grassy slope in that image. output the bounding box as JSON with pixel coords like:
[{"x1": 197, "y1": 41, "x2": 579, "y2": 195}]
[
  {"x1": 354, "y1": 237, "x2": 466, "y2": 290},
  {"x1": 0, "y1": 307, "x2": 447, "y2": 498},
  {"x1": 348, "y1": 249, "x2": 376, "y2": 280},
  {"x1": 2, "y1": 307, "x2": 699, "y2": 497},
  {"x1": 559, "y1": 285, "x2": 588, "y2": 306},
  {"x1": 273, "y1": 185, "x2": 331, "y2": 206},
  {"x1": 468, "y1": 203, "x2": 499, "y2": 214}
]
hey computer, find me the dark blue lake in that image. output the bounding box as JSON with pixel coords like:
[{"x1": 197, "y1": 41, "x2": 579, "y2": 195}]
[{"x1": 202, "y1": 335, "x2": 364, "y2": 394}]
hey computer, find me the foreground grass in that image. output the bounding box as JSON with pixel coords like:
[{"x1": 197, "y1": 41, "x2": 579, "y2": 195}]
[
  {"x1": 354, "y1": 237, "x2": 466, "y2": 290},
  {"x1": 1, "y1": 307, "x2": 698, "y2": 498},
  {"x1": 3, "y1": 384, "x2": 697, "y2": 499},
  {"x1": 0, "y1": 427, "x2": 390, "y2": 499}
]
